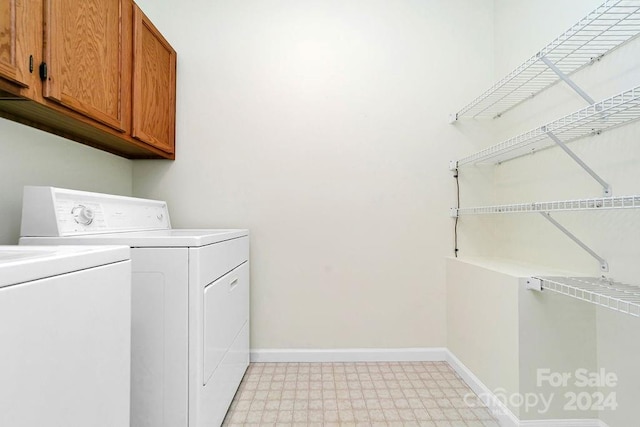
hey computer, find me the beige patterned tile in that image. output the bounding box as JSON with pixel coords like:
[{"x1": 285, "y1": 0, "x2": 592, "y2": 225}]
[
  {"x1": 282, "y1": 389, "x2": 296, "y2": 399},
  {"x1": 243, "y1": 381, "x2": 257, "y2": 390},
  {"x1": 295, "y1": 389, "x2": 309, "y2": 400},
  {"x1": 428, "y1": 408, "x2": 446, "y2": 420},
  {"x1": 238, "y1": 389, "x2": 255, "y2": 400},
  {"x1": 293, "y1": 399, "x2": 308, "y2": 410},
  {"x1": 337, "y1": 399, "x2": 352, "y2": 410},
  {"x1": 245, "y1": 410, "x2": 262, "y2": 423},
  {"x1": 292, "y1": 409, "x2": 308, "y2": 422},
  {"x1": 308, "y1": 399, "x2": 323, "y2": 410},
  {"x1": 324, "y1": 410, "x2": 339, "y2": 422},
  {"x1": 363, "y1": 389, "x2": 378, "y2": 399},
  {"x1": 310, "y1": 381, "x2": 322, "y2": 390},
  {"x1": 277, "y1": 410, "x2": 293, "y2": 422},
  {"x1": 323, "y1": 389, "x2": 337, "y2": 399},
  {"x1": 267, "y1": 390, "x2": 282, "y2": 400},
  {"x1": 339, "y1": 409, "x2": 355, "y2": 422},
  {"x1": 351, "y1": 398, "x2": 366, "y2": 409},
  {"x1": 472, "y1": 407, "x2": 494, "y2": 420},
  {"x1": 308, "y1": 389, "x2": 322, "y2": 399},
  {"x1": 362, "y1": 397, "x2": 379, "y2": 408},
  {"x1": 308, "y1": 409, "x2": 324, "y2": 422},
  {"x1": 248, "y1": 400, "x2": 265, "y2": 411},
  {"x1": 228, "y1": 410, "x2": 247, "y2": 423},
  {"x1": 369, "y1": 409, "x2": 386, "y2": 421},
  {"x1": 354, "y1": 409, "x2": 370, "y2": 422},
  {"x1": 279, "y1": 399, "x2": 294, "y2": 410},
  {"x1": 444, "y1": 408, "x2": 462, "y2": 420},
  {"x1": 336, "y1": 389, "x2": 351, "y2": 399},
  {"x1": 324, "y1": 399, "x2": 338, "y2": 410},
  {"x1": 389, "y1": 388, "x2": 405, "y2": 398},
  {"x1": 398, "y1": 408, "x2": 417, "y2": 421},
  {"x1": 383, "y1": 408, "x2": 400, "y2": 421},
  {"x1": 260, "y1": 410, "x2": 278, "y2": 422},
  {"x1": 394, "y1": 398, "x2": 410, "y2": 409},
  {"x1": 376, "y1": 389, "x2": 391, "y2": 398},
  {"x1": 223, "y1": 362, "x2": 497, "y2": 427},
  {"x1": 335, "y1": 380, "x2": 348, "y2": 390},
  {"x1": 459, "y1": 407, "x2": 478, "y2": 420},
  {"x1": 264, "y1": 399, "x2": 280, "y2": 410}
]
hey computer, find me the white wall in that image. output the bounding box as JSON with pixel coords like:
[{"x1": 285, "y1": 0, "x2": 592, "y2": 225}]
[
  {"x1": 0, "y1": 118, "x2": 132, "y2": 244},
  {"x1": 132, "y1": 0, "x2": 495, "y2": 349}
]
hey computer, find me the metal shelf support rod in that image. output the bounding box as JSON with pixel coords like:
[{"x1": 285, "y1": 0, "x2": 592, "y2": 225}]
[
  {"x1": 540, "y1": 55, "x2": 596, "y2": 105},
  {"x1": 539, "y1": 212, "x2": 609, "y2": 272},
  {"x1": 545, "y1": 130, "x2": 612, "y2": 196}
]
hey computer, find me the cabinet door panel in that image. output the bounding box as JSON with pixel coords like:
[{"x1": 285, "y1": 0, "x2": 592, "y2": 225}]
[
  {"x1": 44, "y1": 0, "x2": 125, "y2": 131},
  {"x1": 132, "y1": 5, "x2": 176, "y2": 154},
  {"x1": 0, "y1": 0, "x2": 29, "y2": 87}
]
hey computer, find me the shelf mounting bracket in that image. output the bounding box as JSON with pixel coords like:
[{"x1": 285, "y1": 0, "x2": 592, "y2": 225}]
[
  {"x1": 545, "y1": 130, "x2": 611, "y2": 196},
  {"x1": 539, "y1": 212, "x2": 609, "y2": 272},
  {"x1": 539, "y1": 55, "x2": 595, "y2": 105}
]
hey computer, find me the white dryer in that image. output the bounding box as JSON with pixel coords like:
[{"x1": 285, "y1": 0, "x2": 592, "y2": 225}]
[
  {"x1": 0, "y1": 245, "x2": 131, "y2": 427},
  {"x1": 20, "y1": 186, "x2": 250, "y2": 427}
]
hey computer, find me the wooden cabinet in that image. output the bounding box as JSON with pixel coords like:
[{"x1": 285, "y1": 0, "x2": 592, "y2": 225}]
[
  {"x1": 0, "y1": 0, "x2": 31, "y2": 88},
  {"x1": 132, "y1": 5, "x2": 176, "y2": 154},
  {"x1": 0, "y1": 0, "x2": 176, "y2": 159},
  {"x1": 43, "y1": 0, "x2": 129, "y2": 131}
]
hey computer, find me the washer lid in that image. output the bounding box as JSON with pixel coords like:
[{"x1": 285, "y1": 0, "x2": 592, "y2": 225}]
[
  {"x1": 20, "y1": 229, "x2": 249, "y2": 248},
  {"x1": 0, "y1": 245, "x2": 130, "y2": 288}
]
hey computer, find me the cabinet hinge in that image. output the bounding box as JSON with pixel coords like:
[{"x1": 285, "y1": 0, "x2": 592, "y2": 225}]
[
  {"x1": 29, "y1": 56, "x2": 34, "y2": 73},
  {"x1": 39, "y1": 62, "x2": 48, "y2": 81}
]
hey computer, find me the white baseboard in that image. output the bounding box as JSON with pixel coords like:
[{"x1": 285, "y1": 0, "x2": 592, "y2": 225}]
[
  {"x1": 519, "y1": 421, "x2": 608, "y2": 427},
  {"x1": 251, "y1": 347, "x2": 607, "y2": 427},
  {"x1": 250, "y1": 347, "x2": 448, "y2": 363},
  {"x1": 446, "y1": 350, "x2": 520, "y2": 427},
  {"x1": 446, "y1": 350, "x2": 607, "y2": 427}
]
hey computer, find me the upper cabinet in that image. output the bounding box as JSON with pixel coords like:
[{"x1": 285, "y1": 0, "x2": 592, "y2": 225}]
[
  {"x1": 43, "y1": 0, "x2": 129, "y2": 132},
  {"x1": 0, "y1": 0, "x2": 176, "y2": 159},
  {"x1": 132, "y1": 5, "x2": 176, "y2": 154},
  {"x1": 0, "y1": 0, "x2": 30, "y2": 88}
]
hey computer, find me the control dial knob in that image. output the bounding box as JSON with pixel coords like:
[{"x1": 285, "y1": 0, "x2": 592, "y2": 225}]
[{"x1": 71, "y1": 205, "x2": 95, "y2": 225}]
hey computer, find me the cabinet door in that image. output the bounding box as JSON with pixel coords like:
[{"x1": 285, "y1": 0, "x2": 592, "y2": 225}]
[
  {"x1": 132, "y1": 5, "x2": 176, "y2": 154},
  {"x1": 43, "y1": 0, "x2": 126, "y2": 131},
  {"x1": 0, "y1": 0, "x2": 30, "y2": 87}
]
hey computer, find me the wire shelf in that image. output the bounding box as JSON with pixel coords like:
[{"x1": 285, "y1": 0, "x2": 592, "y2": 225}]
[
  {"x1": 454, "y1": 86, "x2": 640, "y2": 167},
  {"x1": 455, "y1": 0, "x2": 640, "y2": 119},
  {"x1": 535, "y1": 276, "x2": 640, "y2": 317},
  {"x1": 453, "y1": 195, "x2": 640, "y2": 216}
]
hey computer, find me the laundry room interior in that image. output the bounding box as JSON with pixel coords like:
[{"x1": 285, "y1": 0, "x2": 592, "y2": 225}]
[{"x1": 1, "y1": 1, "x2": 639, "y2": 426}]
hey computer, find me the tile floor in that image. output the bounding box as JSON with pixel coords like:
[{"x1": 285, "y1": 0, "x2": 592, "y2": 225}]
[{"x1": 222, "y1": 361, "x2": 500, "y2": 426}]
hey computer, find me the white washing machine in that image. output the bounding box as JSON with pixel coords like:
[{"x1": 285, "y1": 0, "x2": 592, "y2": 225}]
[
  {"x1": 0, "y1": 245, "x2": 131, "y2": 427},
  {"x1": 19, "y1": 186, "x2": 250, "y2": 427}
]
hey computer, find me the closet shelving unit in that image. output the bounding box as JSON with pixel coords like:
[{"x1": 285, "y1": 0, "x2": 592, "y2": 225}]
[
  {"x1": 451, "y1": 86, "x2": 640, "y2": 170},
  {"x1": 451, "y1": 195, "x2": 640, "y2": 216},
  {"x1": 451, "y1": 0, "x2": 640, "y2": 121},
  {"x1": 450, "y1": 0, "x2": 640, "y2": 316},
  {"x1": 526, "y1": 277, "x2": 640, "y2": 317}
]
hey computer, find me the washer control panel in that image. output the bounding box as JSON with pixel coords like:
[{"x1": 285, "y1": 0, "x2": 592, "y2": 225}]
[{"x1": 21, "y1": 186, "x2": 171, "y2": 236}]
